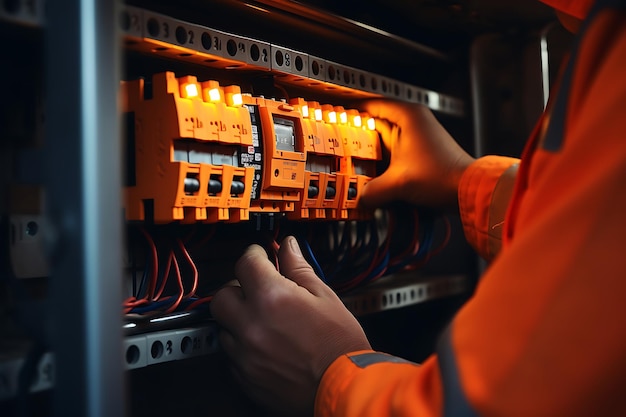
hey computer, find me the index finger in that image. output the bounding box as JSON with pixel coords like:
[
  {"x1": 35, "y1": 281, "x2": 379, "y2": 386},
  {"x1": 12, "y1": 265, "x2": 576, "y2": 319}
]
[
  {"x1": 360, "y1": 99, "x2": 409, "y2": 125},
  {"x1": 361, "y1": 99, "x2": 432, "y2": 128},
  {"x1": 234, "y1": 244, "x2": 283, "y2": 298}
]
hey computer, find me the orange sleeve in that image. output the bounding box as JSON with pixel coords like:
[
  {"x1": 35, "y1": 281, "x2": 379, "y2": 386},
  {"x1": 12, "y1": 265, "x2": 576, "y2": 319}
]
[
  {"x1": 316, "y1": 5, "x2": 626, "y2": 417},
  {"x1": 450, "y1": 9, "x2": 626, "y2": 416},
  {"x1": 458, "y1": 156, "x2": 519, "y2": 261},
  {"x1": 315, "y1": 351, "x2": 442, "y2": 417}
]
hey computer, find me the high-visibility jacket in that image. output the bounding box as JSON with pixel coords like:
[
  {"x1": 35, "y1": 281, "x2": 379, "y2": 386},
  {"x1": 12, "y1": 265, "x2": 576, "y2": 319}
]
[{"x1": 315, "y1": 1, "x2": 626, "y2": 416}]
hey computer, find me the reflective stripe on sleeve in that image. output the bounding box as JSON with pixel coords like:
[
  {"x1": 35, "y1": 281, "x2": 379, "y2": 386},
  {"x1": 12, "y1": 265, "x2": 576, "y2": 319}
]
[
  {"x1": 348, "y1": 352, "x2": 417, "y2": 368},
  {"x1": 437, "y1": 326, "x2": 480, "y2": 417}
]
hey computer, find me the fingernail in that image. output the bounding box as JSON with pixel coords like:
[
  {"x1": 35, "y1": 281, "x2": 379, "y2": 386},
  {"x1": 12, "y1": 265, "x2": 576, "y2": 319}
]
[{"x1": 288, "y1": 236, "x2": 303, "y2": 257}]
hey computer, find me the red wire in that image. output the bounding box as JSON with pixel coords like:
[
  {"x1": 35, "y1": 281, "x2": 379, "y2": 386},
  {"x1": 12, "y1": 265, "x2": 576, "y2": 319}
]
[
  {"x1": 123, "y1": 296, "x2": 150, "y2": 313},
  {"x1": 389, "y1": 209, "x2": 421, "y2": 267},
  {"x1": 185, "y1": 295, "x2": 214, "y2": 311},
  {"x1": 138, "y1": 227, "x2": 159, "y2": 300},
  {"x1": 123, "y1": 228, "x2": 159, "y2": 313},
  {"x1": 124, "y1": 230, "x2": 159, "y2": 307},
  {"x1": 164, "y1": 253, "x2": 184, "y2": 314},
  {"x1": 404, "y1": 215, "x2": 452, "y2": 271},
  {"x1": 177, "y1": 238, "x2": 199, "y2": 298},
  {"x1": 152, "y1": 250, "x2": 174, "y2": 301},
  {"x1": 124, "y1": 236, "x2": 204, "y2": 315},
  {"x1": 190, "y1": 224, "x2": 217, "y2": 249}
]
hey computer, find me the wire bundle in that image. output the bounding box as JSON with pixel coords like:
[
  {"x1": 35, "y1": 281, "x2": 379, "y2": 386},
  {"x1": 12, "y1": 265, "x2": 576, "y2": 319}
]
[
  {"x1": 288, "y1": 207, "x2": 450, "y2": 294},
  {"x1": 123, "y1": 228, "x2": 213, "y2": 317},
  {"x1": 122, "y1": 208, "x2": 450, "y2": 318}
]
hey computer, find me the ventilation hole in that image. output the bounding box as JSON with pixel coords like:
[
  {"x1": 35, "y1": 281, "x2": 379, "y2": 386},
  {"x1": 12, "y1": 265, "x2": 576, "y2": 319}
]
[
  {"x1": 295, "y1": 55, "x2": 304, "y2": 71},
  {"x1": 181, "y1": 336, "x2": 192, "y2": 354},
  {"x1": 311, "y1": 60, "x2": 320, "y2": 76},
  {"x1": 146, "y1": 18, "x2": 159, "y2": 37},
  {"x1": 275, "y1": 50, "x2": 284, "y2": 66},
  {"x1": 25, "y1": 221, "x2": 38, "y2": 236},
  {"x1": 151, "y1": 341, "x2": 164, "y2": 359},
  {"x1": 250, "y1": 44, "x2": 260, "y2": 61},
  {"x1": 175, "y1": 26, "x2": 187, "y2": 44},
  {"x1": 126, "y1": 345, "x2": 140, "y2": 364},
  {"x1": 201, "y1": 32, "x2": 212, "y2": 50},
  {"x1": 327, "y1": 65, "x2": 336, "y2": 80},
  {"x1": 226, "y1": 39, "x2": 237, "y2": 56}
]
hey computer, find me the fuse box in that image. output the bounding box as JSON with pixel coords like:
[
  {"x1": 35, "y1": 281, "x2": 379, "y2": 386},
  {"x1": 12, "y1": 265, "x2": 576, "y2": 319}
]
[{"x1": 1, "y1": 0, "x2": 567, "y2": 416}]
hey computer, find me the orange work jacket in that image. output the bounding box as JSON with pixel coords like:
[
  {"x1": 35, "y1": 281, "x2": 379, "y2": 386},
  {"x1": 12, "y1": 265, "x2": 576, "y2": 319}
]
[{"x1": 315, "y1": 1, "x2": 626, "y2": 416}]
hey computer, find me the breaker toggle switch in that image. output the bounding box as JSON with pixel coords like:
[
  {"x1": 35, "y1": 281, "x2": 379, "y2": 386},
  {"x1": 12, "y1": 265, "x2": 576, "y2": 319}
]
[
  {"x1": 325, "y1": 185, "x2": 336, "y2": 199},
  {"x1": 308, "y1": 181, "x2": 319, "y2": 198},
  {"x1": 208, "y1": 177, "x2": 223, "y2": 195},
  {"x1": 184, "y1": 177, "x2": 200, "y2": 194},
  {"x1": 347, "y1": 183, "x2": 358, "y2": 200},
  {"x1": 230, "y1": 180, "x2": 245, "y2": 195}
]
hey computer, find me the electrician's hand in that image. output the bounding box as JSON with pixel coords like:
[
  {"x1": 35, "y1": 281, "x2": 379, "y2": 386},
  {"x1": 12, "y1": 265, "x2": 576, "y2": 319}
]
[
  {"x1": 359, "y1": 100, "x2": 475, "y2": 209},
  {"x1": 211, "y1": 236, "x2": 371, "y2": 417}
]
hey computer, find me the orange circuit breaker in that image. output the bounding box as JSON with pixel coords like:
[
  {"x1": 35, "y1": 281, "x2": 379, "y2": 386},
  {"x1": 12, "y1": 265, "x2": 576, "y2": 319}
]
[
  {"x1": 121, "y1": 71, "x2": 255, "y2": 224},
  {"x1": 336, "y1": 109, "x2": 382, "y2": 219},
  {"x1": 121, "y1": 71, "x2": 381, "y2": 224},
  {"x1": 240, "y1": 94, "x2": 306, "y2": 214},
  {"x1": 286, "y1": 99, "x2": 345, "y2": 220}
]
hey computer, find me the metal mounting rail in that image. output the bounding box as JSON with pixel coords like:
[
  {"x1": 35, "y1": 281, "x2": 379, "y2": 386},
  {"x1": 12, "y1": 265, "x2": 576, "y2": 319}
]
[
  {"x1": 342, "y1": 273, "x2": 470, "y2": 316},
  {"x1": 0, "y1": 272, "x2": 470, "y2": 402},
  {"x1": 120, "y1": 5, "x2": 465, "y2": 117}
]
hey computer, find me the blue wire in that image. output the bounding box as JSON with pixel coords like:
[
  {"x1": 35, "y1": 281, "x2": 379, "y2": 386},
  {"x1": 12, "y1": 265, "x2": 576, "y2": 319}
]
[
  {"x1": 385, "y1": 211, "x2": 436, "y2": 275},
  {"x1": 300, "y1": 237, "x2": 328, "y2": 283}
]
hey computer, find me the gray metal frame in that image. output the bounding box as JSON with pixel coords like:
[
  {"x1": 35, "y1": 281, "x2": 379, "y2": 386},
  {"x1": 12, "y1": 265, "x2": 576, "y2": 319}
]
[{"x1": 44, "y1": 0, "x2": 124, "y2": 415}]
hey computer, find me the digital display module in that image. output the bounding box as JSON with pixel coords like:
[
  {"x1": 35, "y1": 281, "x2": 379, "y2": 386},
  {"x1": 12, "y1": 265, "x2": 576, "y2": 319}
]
[{"x1": 273, "y1": 116, "x2": 296, "y2": 152}]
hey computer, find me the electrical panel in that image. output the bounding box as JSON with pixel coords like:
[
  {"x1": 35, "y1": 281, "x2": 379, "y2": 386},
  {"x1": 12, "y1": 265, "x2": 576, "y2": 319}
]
[
  {"x1": 121, "y1": 71, "x2": 382, "y2": 224},
  {"x1": 0, "y1": 1, "x2": 509, "y2": 415}
]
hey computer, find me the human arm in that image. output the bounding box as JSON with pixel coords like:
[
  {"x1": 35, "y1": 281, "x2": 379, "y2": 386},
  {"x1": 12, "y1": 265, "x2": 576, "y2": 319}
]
[
  {"x1": 211, "y1": 8, "x2": 626, "y2": 416},
  {"x1": 360, "y1": 101, "x2": 519, "y2": 260},
  {"x1": 319, "y1": 7, "x2": 626, "y2": 416}
]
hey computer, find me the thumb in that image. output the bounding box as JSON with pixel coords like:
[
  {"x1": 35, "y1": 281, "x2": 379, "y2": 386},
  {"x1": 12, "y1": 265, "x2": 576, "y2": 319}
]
[{"x1": 278, "y1": 236, "x2": 330, "y2": 297}]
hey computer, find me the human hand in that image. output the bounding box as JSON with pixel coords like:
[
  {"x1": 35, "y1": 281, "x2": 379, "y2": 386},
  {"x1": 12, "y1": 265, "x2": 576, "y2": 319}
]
[
  {"x1": 210, "y1": 236, "x2": 371, "y2": 417},
  {"x1": 360, "y1": 100, "x2": 475, "y2": 209}
]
